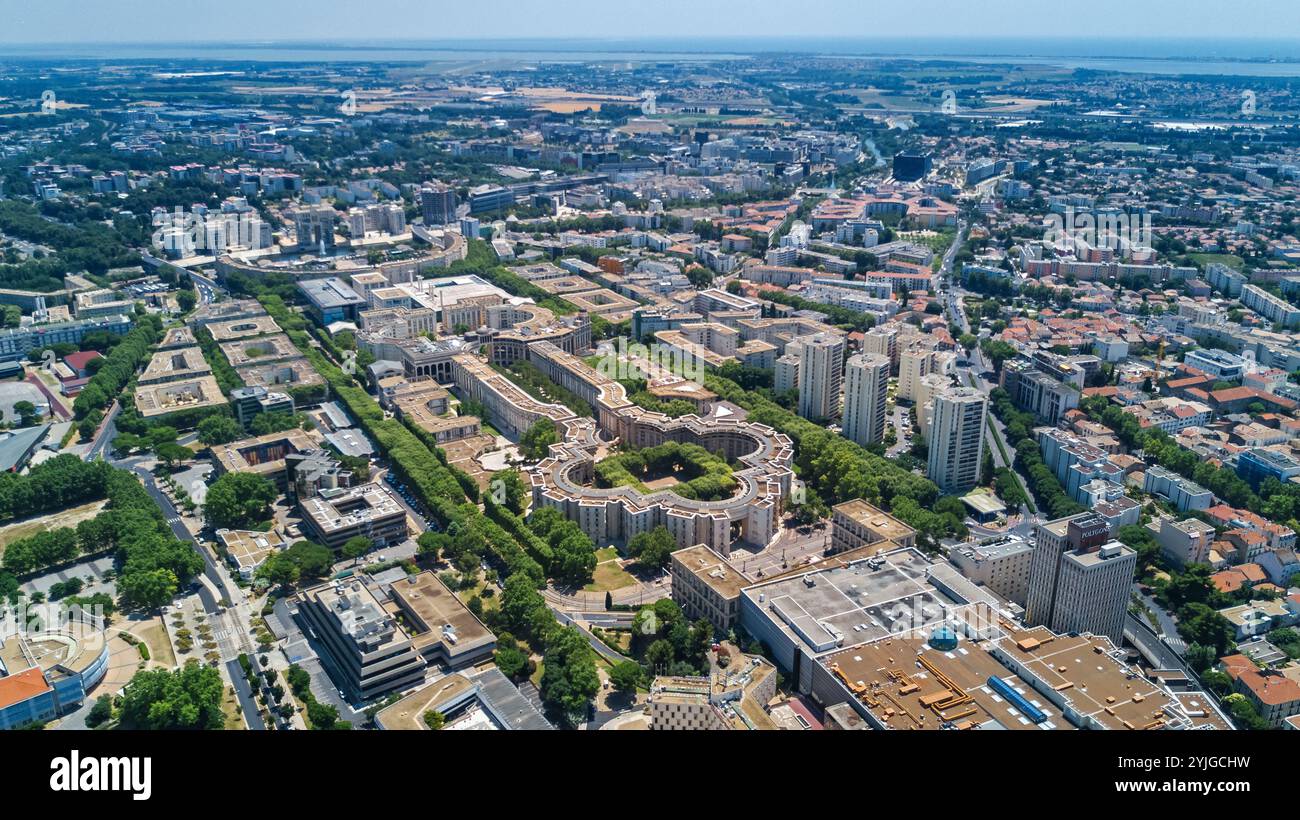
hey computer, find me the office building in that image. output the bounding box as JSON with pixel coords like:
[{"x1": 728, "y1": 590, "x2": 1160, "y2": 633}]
[
  {"x1": 926, "y1": 387, "x2": 987, "y2": 494},
  {"x1": 670, "y1": 544, "x2": 747, "y2": 635},
  {"x1": 841, "y1": 353, "x2": 890, "y2": 447},
  {"x1": 892, "y1": 152, "x2": 932, "y2": 182},
  {"x1": 647, "y1": 655, "x2": 778, "y2": 730},
  {"x1": 299, "y1": 483, "x2": 407, "y2": 551},
  {"x1": 230, "y1": 385, "x2": 295, "y2": 429},
  {"x1": 419, "y1": 183, "x2": 457, "y2": 226},
  {"x1": 294, "y1": 578, "x2": 427, "y2": 701},
  {"x1": 298, "y1": 277, "x2": 367, "y2": 326},
  {"x1": 375, "y1": 667, "x2": 552, "y2": 730},
  {"x1": 0, "y1": 314, "x2": 133, "y2": 363},
  {"x1": 1184, "y1": 348, "x2": 1246, "y2": 381},
  {"x1": 1236, "y1": 447, "x2": 1300, "y2": 490},
  {"x1": 737, "y1": 546, "x2": 1225, "y2": 730},
  {"x1": 1026, "y1": 514, "x2": 1136, "y2": 643}
]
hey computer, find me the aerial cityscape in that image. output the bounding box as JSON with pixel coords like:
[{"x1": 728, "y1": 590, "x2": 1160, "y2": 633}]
[{"x1": 2, "y1": 4, "x2": 1300, "y2": 763}]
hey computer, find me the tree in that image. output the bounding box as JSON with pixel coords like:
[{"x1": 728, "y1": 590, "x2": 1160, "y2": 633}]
[
  {"x1": 155, "y1": 441, "x2": 194, "y2": 469},
  {"x1": 196, "y1": 415, "x2": 244, "y2": 446},
  {"x1": 645, "y1": 638, "x2": 675, "y2": 672},
  {"x1": 422, "y1": 710, "x2": 446, "y2": 730},
  {"x1": 203, "y1": 472, "x2": 276, "y2": 529},
  {"x1": 608, "y1": 660, "x2": 642, "y2": 694},
  {"x1": 493, "y1": 632, "x2": 533, "y2": 680},
  {"x1": 491, "y1": 468, "x2": 529, "y2": 515},
  {"x1": 12, "y1": 400, "x2": 39, "y2": 428},
  {"x1": 499, "y1": 572, "x2": 552, "y2": 641},
  {"x1": 256, "y1": 540, "x2": 332, "y2": 589},
  {"x1": 1177, "y1": 603, "x2": 1235, "y2": 656},
  {"x1": 539, "y1": 625, "x2": 600, "y2": 727},
  {"x1": 417, "y1": 531, "x2": 451, "y2": 561},
  {"x1": 119, "y1": 568, "x2": 178, "y2": 610},
  {"x1": 249, "y1": 411, "x2": 303, "y2": 436},
  {"x1": 520, "y1": 418, "x2": 559, "y2": 461},
  {"x1": 341, "y1": 536, "x2": 372, "y2": 565},
  {"x1": 627, "y1": 525, "x2": 676, "y2": 570},
  {"x1": 85, "y1": 694, "x2": 114, "y2": 728},
  {"x1": 118, "y1": 661, "x2": 225, "y2": 730}
]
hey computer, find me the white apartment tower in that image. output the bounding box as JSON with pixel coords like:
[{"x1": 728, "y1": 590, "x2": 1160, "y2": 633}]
[
  {"x1": 926, "y1": 386, "x2": 987, "y2": 494},
  {"x1": 897, "y1": 337, "x2": 939, "y2": 402},
  {"x1": 797, "y1": 332, "x2": 845, "y2": 422},
  {"x1": 842, "y1": 353, "x2": 890, "y2": 447},
  {"x1": 861, "y1": 325, "x2": 900, "y2": 374}
]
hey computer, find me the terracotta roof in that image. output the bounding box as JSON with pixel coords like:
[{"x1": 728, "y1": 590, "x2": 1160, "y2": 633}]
[
  {"x1": 1225, "y1": 662, "x2": 1300, "y2": 707},
  {"x1": 1211, "y1": 569, "x2": 1249, "y2": 594},
  {"x1": 63, "y1": 350, "x2": 103, "y2": 371},
  {"x1": 0, "y1": 667, "x2": 51, "y2": 710}
]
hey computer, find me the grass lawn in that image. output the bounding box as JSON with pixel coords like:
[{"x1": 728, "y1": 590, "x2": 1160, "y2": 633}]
[
  {"x1": 0, "y1": 499, "x2": 110, "y2": 555},
  {"x1": 135, "y1": 620, "x2": 177, "y2": 668},
  {"x1": 1189, "y1": 253, "x2": 1244, "y2": 270},
  {"x1": 584, "y1": 556, "x2": 638, "y2": 593},
  {"x1": 454, "y1": 576, "x2": 500, "y2": 615},
  {"x1": 222, "y1": 686, "x2": 246, "y2": 730}
]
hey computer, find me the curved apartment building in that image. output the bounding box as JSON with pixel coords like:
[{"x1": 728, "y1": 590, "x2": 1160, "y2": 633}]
[{"x1": 451, "y1": 340, "x2": 793, "y2": 556}]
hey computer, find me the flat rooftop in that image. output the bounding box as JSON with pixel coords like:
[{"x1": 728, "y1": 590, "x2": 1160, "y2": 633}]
[
  {"x1": 134, "y1": 375, "x2": 226, "y2": 417},
  {"x1": 992, "y1": 627, "x2": 1186, "y2": 730},
  {"x1": 375, "y1": 667, "x2": 552, "y2": 730},
  {"x1": 218, "y1": 528, "x2": 285, "y2": 571},
  {"x1": 387, "y1": 571, "x2": 495, "y2": 658},
  {"x1": 672, "y1": 544, "x2": 748, "y2": 599},
  {"x1": 219, "y1": 333, "x2": 300, "y2": 367},
  {"x1": 210, "y1": 428, "x2": 316, "y2": 474},
  {"x1": 824, "y1": 633, "x2": 1060, "y2": 730},
  {"x1": 744, "y1": 548, "x2": 980, "y2": 654},
  {"x1": 300, "y1": 483, "x2": 403, "y2": 535},
  {"x1": 833, "y1": 498, "x2": 916, "y2": 543},
  {"x1": 299, "y1": 277, "x2": 365, "y2": 309},
  {"x1": 206, "y1": 314, "x2": 282, "y2": 342},
  {"x1": 138, "y1": 346, "x2": 211, "y2": 385}
]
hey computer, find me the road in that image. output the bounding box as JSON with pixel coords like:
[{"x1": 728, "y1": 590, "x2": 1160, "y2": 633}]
[
  {"x1": 117, "y1": 457, "x2": 265, "y2": 728},
  {"x1": 86, "y1": 400, "x2": 121, "y2": 461},
  {"x1": 553, "y1": 609, "x2": 629, "y2": 665}
]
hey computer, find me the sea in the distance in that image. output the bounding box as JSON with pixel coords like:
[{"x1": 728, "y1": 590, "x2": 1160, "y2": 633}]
[{"x1": 2, "y1": 37, "x2": 1300, "y2": 77}]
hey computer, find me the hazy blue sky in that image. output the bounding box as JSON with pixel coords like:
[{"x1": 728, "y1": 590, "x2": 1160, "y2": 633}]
[{"x1": 0, "y1": 0, "x2": 1298, "y2": 44}]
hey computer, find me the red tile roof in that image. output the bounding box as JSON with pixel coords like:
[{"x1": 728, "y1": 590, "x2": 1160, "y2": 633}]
[
  {"x1": 0, "y1": 667, "x2": 50, "y2": 710},
  {"x1": 62, "y1": 350, "x2": 103, "y2": 371}
]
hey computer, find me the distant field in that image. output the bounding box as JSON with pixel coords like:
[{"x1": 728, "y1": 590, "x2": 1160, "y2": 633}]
[
  {"x1": 1189, "y1": 253, "x2": 1245, "y2": 270},
  {"x1": 0, "y1": 499, "x2": 109, "y2": 555}
]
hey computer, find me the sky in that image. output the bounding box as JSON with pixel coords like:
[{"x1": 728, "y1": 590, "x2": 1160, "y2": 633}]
[{"x1": 0, "y1": 0, "x2": 1298, "y2": 46}]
